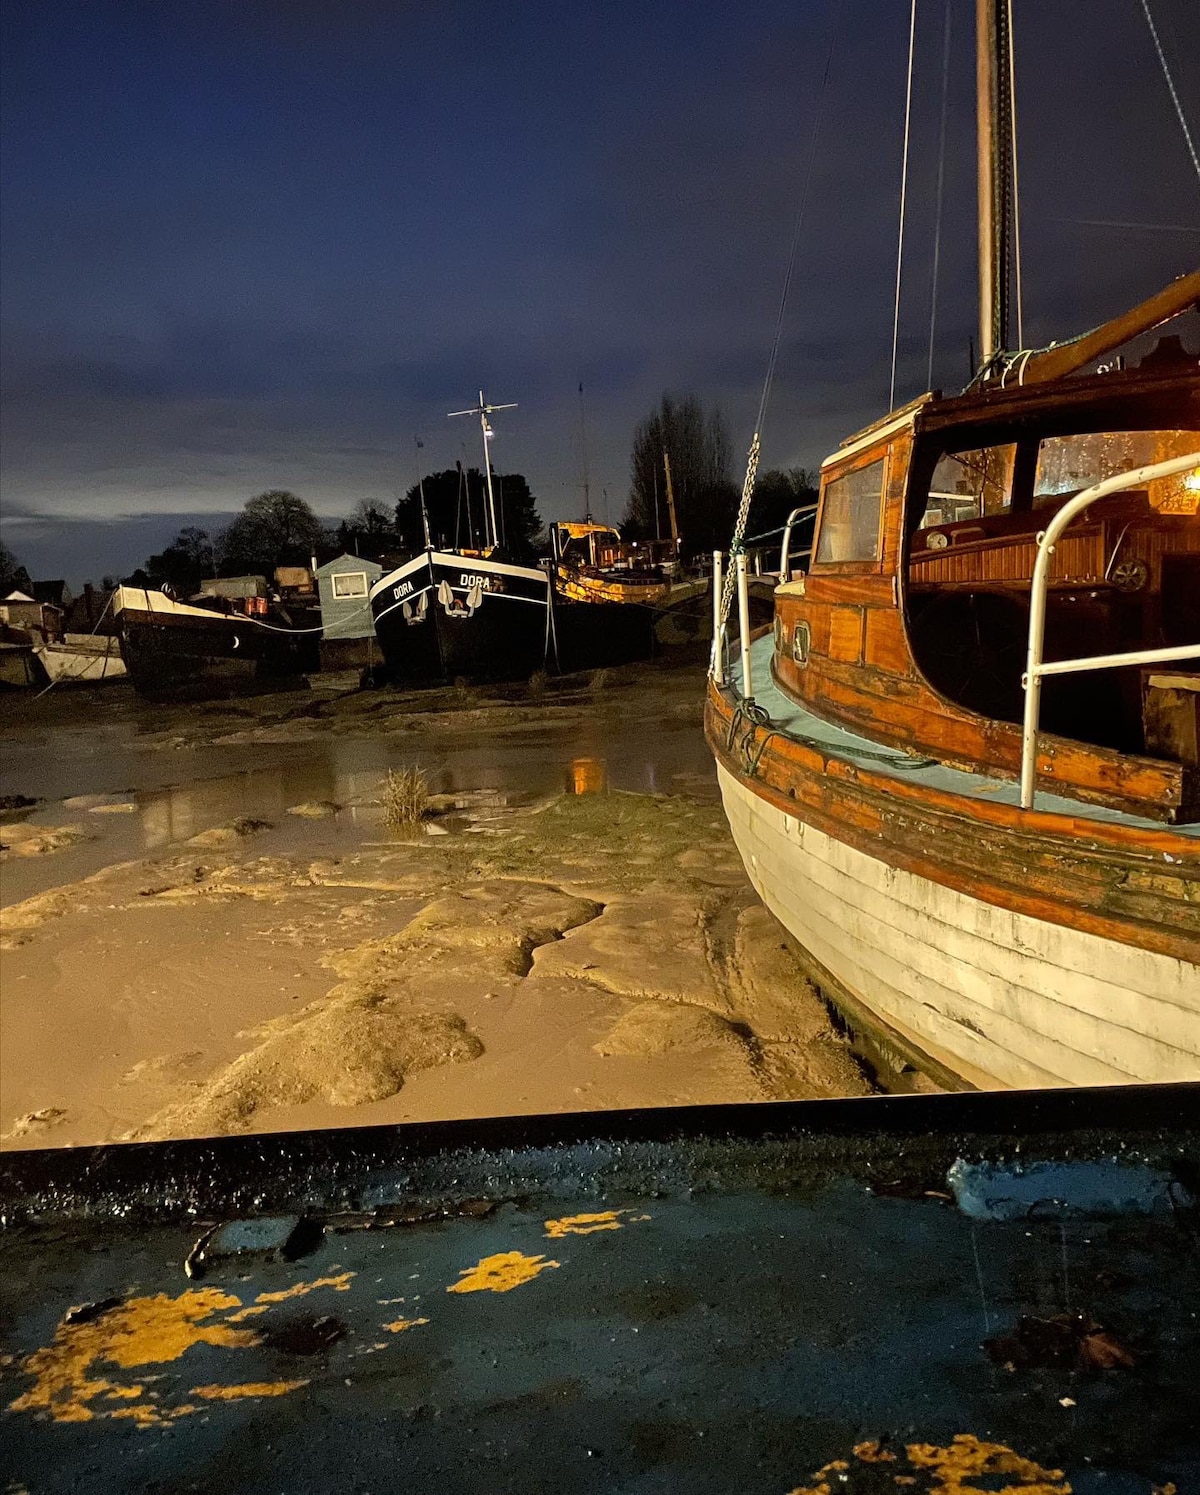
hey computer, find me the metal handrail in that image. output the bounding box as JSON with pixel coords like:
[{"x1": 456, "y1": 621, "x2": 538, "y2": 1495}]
[
  {"x1": 1019, "y1": 450, "x2": 1200, "y2": 809},
  {"x1": 779, "y1": 504, "x2": 819, "y2": 578}
]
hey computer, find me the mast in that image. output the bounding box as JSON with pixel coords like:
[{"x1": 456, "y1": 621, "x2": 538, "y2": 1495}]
[
  {"x1": 448, "y1": 390, "x2": 516, "y2": 550},
  {"x1": 578, "y1": 382, "x2": 592, "y2": 522},
  {"x1": 976, "y1": 0, "x2": 1013, "y2": 365}
]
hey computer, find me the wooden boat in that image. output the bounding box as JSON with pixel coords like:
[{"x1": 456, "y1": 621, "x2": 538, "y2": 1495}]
[
  {"x1": 113, "y1": 585, "x2": 320, "y2": 699},
  {"x1": 705, "y1": 3, "x2": 1200, "y2": 1090},
  {"x1": 34, "y1": 633, "x2": 126, "y2": 685}
]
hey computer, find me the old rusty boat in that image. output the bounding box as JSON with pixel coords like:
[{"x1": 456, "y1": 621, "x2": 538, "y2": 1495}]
[
  {"x1": 705, "y1": 0, "x2": 1199, "y2": 1090},
  {"x1": 113, "y1": 581, "x2": 321, "y2": 699}
]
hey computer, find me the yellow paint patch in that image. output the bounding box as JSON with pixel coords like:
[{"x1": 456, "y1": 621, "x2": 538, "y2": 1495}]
[
  {"x1": 8, "y1": 1289, "x2": 259, "y2": 1426},
  {"x1": 544, "y1": 1210, "x2": 627, "y2": 1238},
  {"x1": 787, "y1": 1435, "x2": 1070, "y2": 1495},
  {"x1": 382, "y1": 1317, "x2": 430, "y2": 1334},
  {"x1": 446, "y1": 1251, "x2": 561, "y2": 1294},
  {"x1": 253, "y1": 1272, "x2": 355, "y2": 1305},
  {"x1": 191, "y1": 1380, "x2": 309, "y2": 1401}
]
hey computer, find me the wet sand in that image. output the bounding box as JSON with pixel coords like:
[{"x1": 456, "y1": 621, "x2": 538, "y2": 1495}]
[{"x1": 0, "y1": 659, "x2": 873, "y2": 1150}]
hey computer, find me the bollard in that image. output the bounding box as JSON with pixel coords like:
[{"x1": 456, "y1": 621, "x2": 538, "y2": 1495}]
[
  {"x1": 711, "y1": 551, "x2": 724, "y2": 683},
  {"x1": 736, "y1": 552, "x2": 753, "y2": 700}
]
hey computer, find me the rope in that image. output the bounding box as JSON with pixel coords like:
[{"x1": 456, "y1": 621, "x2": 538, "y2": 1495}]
[
  {"x1": 1139, "y1": 0, "x2": 1200, "y2": 188},
  {"x1": 1006, "y1": 0, "x2": 1024, "y2": 348},
  {"x1": 718, "y1": 0, "x2": 843, "y2": 636},
  {"x1": 889, "y1": 0, "x2": 919, "y2": 413},
  {"x1": 32, "y1": 593, "x2": 115, "y2": 698},
  {"x1": 926, "y1": 0, "x2": 952, "y2": 390}
]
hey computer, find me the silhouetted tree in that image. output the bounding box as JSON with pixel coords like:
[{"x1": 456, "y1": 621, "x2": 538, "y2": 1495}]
[
  {"x1": 218, "y1": 491, "x2": 323, "y2": 576},
  {"x1": 394, "y1": 467, "x2": 542, "y2": 561},
  {"x1": 337, "y1": 499, "x2": 400, "y2": 559},
  {"x1": 0, "y1": 540, "x2": 32, "y2": 596},
  {"x1": 623, "y1": 394, "x2": 737, "y2": 554},
  {"x1": 141, "y1": 526, "x2": 215, "y2": 595},
  {"x1": 751, "y1": 467, "x2": 820, "y2": 546}
]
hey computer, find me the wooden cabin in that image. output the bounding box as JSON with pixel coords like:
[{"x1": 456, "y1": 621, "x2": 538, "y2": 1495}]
[{"x1": 770, "y1": 359, "x2": 1199, "y2": 823}]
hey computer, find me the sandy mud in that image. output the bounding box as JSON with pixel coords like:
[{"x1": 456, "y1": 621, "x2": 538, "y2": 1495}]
[{"x1": 0, "y1": 661, "x2": 873, "y2": 1149}]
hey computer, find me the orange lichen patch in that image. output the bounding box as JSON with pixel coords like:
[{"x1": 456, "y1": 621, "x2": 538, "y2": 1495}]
[
  {"x1": 787, "y1": 1435, "x2": 1071, "y2": 1495},
  {"x1": 446, "y1": 1251, "x2": 561, "y2": 1294},
  {"x1": 191, "y1": 1380, "x2": 309, "y2": 1401},
  {"x1": 544, "y1": 1210, "x2": 627, "y2": 1238},
  {"x1": 8, "y1": 1288, "x2": 259, "y2": 1426},
  {"x1": 252, "y1": 1272, "x2": 355, "y2": 1305},
  {"x1": 227, "y1": 1305, "x2": 270, "y2": 1322},
  {"x1": 382, "y1": 1317, "x2": 430, "y2": 1334},
  {"x1": 906, "y1": 1435, "x2": 1068, "y2": 1494}
]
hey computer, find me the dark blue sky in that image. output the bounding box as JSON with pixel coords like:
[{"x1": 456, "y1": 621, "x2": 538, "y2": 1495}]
[{"x1": 2, "y1": 0, "x2": 1197, "y2": 582}]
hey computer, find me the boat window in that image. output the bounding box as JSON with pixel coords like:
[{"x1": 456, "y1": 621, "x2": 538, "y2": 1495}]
[
  {"x1": 1033, "y1": 430, "x2": 1199, "y2": 512},
  {"x1": 331, "y1": 571, "x2": 369, "y2": 599},
  {"x1": 814, "y1": 458, "x2": 885, "y2": 563},
  {"x1": 918, "y1": 444, "x2": 1016, "y2": 528}
]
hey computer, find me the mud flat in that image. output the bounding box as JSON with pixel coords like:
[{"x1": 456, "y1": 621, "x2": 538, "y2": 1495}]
[{"x1": 0, "y1": 660, "x2": 874, "y2": 1149}]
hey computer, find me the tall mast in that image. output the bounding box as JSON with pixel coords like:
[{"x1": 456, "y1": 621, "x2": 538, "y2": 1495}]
[
  {"x1": 976, "y1": 0, "x2": 1013, "y2": 365},
  {"x1": 578, "y1": 382, "x2": 592, "y2": 522},
  {"x1": 448, "y1": 390, "x2": 517, "y2": 549}
]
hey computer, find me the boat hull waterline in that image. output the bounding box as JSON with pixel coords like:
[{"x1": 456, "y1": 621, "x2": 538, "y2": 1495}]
[
  {"x1": 711, "y1": 747, "x2": 1199, "y2": 1091},
  {"x1": 370, "y1": 550, "x2": 556, "y2": 683}
]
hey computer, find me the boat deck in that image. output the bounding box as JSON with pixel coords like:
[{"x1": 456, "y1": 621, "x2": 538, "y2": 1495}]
[
  {"x1": 1, "y1": 1088, "x2": 1198, "y2": 1493},
  {"x1": 733, "y1": 634, "x2": 1200, "y2": 838}
]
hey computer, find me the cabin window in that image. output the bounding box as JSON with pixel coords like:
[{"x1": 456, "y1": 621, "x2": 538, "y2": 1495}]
[
  {"x1": 332, "y1": 571, "x2": 369, "y2": 599},
  {"x1": 1033, "y1": 430, "x2": 1199, "y2": 512},
  {"x1": 918, "y1": 444, "x2": 1016, "y2": 528},
  {"x1": 814, "y1": 458, "x2": 886, "y2": 564}
]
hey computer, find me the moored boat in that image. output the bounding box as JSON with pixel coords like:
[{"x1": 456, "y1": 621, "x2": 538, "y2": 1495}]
[
  {"x1": 705, "y1": 2, "x2": 1200, "y2": 1090},
  {"x1": 113, "y1": 584, "x2": 320, "y2": 699}
]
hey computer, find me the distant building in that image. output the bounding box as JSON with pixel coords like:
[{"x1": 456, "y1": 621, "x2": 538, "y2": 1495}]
[
  {"x1": 314, "y1": 554, "x2": 382, "y2": 671},
  {"x1": 0, "y1": 590, "x2": 63, "y2": 641}
]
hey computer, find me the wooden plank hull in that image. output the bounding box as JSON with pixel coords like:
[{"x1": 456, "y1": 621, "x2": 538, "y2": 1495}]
[{"x1": 715, "y1": 760, "x2": 1200, "y2": 1089}]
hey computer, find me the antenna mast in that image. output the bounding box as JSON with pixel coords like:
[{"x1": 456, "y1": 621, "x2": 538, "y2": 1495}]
[
  {"x1": 577, "y1": 382, "x2": 592, "y2": 521},
  {"x1": 448, "y1": 390, "x2": 516, "y2": 550}
]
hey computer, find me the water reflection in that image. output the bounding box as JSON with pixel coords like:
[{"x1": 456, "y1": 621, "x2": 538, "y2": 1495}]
[{"x1": 567, "y1": 757, "x2": 607, "y2": 795}]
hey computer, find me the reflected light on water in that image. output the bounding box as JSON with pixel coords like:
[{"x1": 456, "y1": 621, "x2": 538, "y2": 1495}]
[{"x1": 567, "y1": 758, "x2": 607, "y2": 795}]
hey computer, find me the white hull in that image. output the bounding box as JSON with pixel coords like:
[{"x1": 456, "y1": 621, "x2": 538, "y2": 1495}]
[
  {"x1": 35, "y1": 641, "x2": 126, "y2": 683},
  {"x1": 716, "y1": 762, "x2": 1200, "y2": 1089}
]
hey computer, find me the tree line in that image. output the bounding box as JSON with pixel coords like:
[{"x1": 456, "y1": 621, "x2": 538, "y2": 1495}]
[{"x1": 0, "y1": 392, "x2": 816, "y2": 599}]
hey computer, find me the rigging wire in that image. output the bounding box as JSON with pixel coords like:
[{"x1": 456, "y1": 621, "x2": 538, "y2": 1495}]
[
  {"x1": 927, "y1": 0, "x2": 952, "y2": 390},
  {"x1": 889, "y1": 0, "x2": 919, "y2": 413},
  {"x1": 718, "y1": 0, "x2": 844, "y2": 633},
  {"x1": 1138, "y1": 0, "x2": 1200, "y2": 188},
  {"x1": 1005, "y1": 0, "x2": 1024, "y2": 347}
]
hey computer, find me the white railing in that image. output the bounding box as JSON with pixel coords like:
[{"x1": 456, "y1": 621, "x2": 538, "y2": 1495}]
[
  {"x1": 779, "y1": 503, "x2": 819, "y2": 579},
  {"x1": 711, "y1": 549, "x2": 725, "y2": 684},
  {"x1": 1019, "y1": 450, "x2": 1200, "y2": 810}
]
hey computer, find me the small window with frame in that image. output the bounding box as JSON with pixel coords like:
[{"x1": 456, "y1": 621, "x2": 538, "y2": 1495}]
[
  {"x1": 814, "y1": 457, "x2": 886, "y2": 564},
  {"x1": 331, "y1": 571, "x2": 369, "y2": 599}
]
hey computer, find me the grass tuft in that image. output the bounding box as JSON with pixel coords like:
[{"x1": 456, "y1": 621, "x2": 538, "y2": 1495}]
[
  {"x1": 527, "y1": 668, "x2": 548, "y2": 700},
  {"x1": 381, "y1": 766, "x2": 429, "y2": 829}
]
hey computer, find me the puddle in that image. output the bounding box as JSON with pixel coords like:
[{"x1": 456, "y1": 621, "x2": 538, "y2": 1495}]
[{"x1": 0, "y1": 684, "x2": 717, "y2": 904}]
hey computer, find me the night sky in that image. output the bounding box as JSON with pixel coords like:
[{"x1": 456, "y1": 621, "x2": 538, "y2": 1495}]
[{"x1": 2, "y1": 0, "x2": 1197, "y2": 584}]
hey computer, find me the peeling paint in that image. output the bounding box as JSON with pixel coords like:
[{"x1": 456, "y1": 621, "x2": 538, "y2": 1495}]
[{"x1": 446, "y1": 1251, "x2": 561, "y2": 1294}]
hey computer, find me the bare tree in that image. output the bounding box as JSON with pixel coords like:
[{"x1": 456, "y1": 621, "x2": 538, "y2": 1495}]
[{"x1": 624, "y1": 394, "x2": 737, "y2": 554}]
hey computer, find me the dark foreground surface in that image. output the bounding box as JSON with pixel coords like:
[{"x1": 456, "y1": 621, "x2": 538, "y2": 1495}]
[{"x1": 1, "y1": 1085, "x2": 1197, "y2": 1494}]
